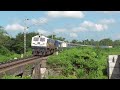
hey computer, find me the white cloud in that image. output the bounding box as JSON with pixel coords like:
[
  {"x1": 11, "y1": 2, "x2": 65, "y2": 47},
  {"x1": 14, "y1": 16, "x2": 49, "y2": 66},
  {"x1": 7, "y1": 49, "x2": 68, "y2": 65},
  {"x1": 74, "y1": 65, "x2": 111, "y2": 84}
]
[
  {"x1": 53, "y1": 22, "x2": 107, "y2": 35},
  {"x1": 81, "y1": 21, "x2": 108, "y2": 31},
  {"x1": 5, "y1": 23, "x2": 24, "y2": 31},
  {"x1": 81, "y1": 21, "x2": 94, "y2": 27},
  {"x1": 53, "y1": 18, "x2": 114, "y2": 35},
  {"x1": 95, "y1": 24, "x2": 108, "y2": 31},
  {"x1": 47, "y1": 11, "x2": 84, "y2": 18},
  {"x1": 70, "y1": 33, "x2": 78, "y2": 38},
  {"x1": 46, "y1": 17, "x2": 116, "y2": 39},
  {"x1": 100, "y1": 19, "x2": 116, "y2": 24}
]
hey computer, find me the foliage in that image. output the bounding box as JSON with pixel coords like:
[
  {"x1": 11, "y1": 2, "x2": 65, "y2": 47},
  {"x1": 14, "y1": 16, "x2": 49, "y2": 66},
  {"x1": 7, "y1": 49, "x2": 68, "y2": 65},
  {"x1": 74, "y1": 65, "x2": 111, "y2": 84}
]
[
  {"x1": 48, "y1": 75, "x2": 77, "y2": 79},
  {"x1": 2, "y1": 75, "x2": 31, "y2": 79},
  {"x1": 0, "y1": 46, "x2": 11, "y2": 56},
  {"x1": 0, "y1": 26, "x2": 10, "y2": 46},
  {"x1": 0, "y1": 51, "x2": 32, "y2": 63},
  {"x1": 71, "y1": 39, "x2": 78, "y2": 44},
  {"x1": 10, "y1": 32, "x2": 38, "y2": 54},
  {"x1": 47, "y1": 35, "x2": 65, "y2": 41},
  {"x1": 47, "y1": 47, "x2": 112, "y2": 79}
]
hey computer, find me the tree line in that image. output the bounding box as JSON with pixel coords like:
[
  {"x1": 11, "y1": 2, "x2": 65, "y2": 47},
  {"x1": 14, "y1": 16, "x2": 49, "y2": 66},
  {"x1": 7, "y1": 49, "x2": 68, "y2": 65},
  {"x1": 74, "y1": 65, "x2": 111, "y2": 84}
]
[
  {"x1": 71, "y1": 38, "x2": 120, "y2": 47},
  {"x1": 0, "y1": 26, "x2": 66, "y2": 55},
  {"x1": 0, "y1": 26, "x2": 120, "y2": 55}
]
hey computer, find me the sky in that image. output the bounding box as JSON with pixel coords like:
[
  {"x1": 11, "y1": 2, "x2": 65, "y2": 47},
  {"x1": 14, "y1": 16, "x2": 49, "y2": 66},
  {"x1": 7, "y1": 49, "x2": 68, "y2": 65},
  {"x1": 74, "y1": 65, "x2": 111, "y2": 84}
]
[{"x1": 0, "y1": 11, "x2": 120, "y2": 41}]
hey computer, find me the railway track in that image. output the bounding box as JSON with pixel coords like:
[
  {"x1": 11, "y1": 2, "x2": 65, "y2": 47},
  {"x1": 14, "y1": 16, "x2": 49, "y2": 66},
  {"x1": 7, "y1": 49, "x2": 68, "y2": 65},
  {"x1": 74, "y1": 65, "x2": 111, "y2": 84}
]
[{"x1": 0, "y1": 56, "x2": 48, "y2": 74}]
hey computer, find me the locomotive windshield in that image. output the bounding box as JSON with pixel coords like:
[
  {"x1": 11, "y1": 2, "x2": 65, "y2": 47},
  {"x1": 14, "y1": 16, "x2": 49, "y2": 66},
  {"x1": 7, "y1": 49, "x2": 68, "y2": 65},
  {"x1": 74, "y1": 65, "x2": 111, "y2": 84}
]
[
  {"x1": 40, "y1": 38, "x2": 45, "y2": 42},
  {"x1": 34, "y1": 37, "x2": 39, "y2": 41}
]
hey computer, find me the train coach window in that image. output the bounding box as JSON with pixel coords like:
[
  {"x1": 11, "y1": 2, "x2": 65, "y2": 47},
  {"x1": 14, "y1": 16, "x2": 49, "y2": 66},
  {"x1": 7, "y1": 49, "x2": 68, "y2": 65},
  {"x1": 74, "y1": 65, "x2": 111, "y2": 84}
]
[
  {"x1": 34, "y1": 37, "x2": 39, "y2": 41},
  {"x1": 40, "y1": 38, "x2": 45, "y2": 42}
]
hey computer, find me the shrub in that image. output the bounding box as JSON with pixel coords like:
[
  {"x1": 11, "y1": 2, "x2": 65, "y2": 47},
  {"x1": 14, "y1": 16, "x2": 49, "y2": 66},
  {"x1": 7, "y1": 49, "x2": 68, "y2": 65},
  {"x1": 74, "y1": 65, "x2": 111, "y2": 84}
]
[{"x1": 47, "y1": 47, "x2": 109, "y2": 79}]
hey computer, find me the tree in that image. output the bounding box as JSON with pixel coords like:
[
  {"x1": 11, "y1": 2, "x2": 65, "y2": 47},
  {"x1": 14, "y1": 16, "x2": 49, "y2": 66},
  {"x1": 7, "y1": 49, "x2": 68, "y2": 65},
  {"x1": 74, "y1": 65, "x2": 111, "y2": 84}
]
[
  {"x1": 113, "y1": 40, "x2": 120, "y2": 47},
  {"x1": 0, "y1": 26, "x2": 10, "y2": 46},
  {"x1": 99, "y1": 38, "x2": 113, "y2": 46},
  {"x1": 0, "y1": 26, "x2": 11, "y2": 55},
  {"x1": 71, "y1": 39, "x2": 78, "y2": 43},
  {"x1": 47, "y1": 35, "x2": 56, "y2": 39},
  {"x1": 8, "y1": 32, "x2": 38, "y2": 54},
  {"x1": 4, "y1": 38, "x2": 16, "y2": 52},
  {"x1": 57, "y1": 37, "x2": 65, "y2": 41},
  {"x1": 84, "y1": 39, "x2": 90, "y2": 45},
  {"x1": 90, "y1": 39, "x2": 94, "y2": 45},
  {"x1": 0, "y1": 26, "x2": 7, "y2": 34},
  {"x1": 47, "y1": 35, "x2": 65, "y2": 41}
]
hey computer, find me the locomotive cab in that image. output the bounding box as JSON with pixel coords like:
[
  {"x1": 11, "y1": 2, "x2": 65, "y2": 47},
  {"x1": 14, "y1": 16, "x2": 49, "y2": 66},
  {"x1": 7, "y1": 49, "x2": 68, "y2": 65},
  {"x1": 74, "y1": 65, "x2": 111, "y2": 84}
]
[
  {"x1": 31, "y1": 35, "x2": 48, "y2": 47},
  {"x1": 31, "y1": 35, "x2": 48, "y2": 56}
]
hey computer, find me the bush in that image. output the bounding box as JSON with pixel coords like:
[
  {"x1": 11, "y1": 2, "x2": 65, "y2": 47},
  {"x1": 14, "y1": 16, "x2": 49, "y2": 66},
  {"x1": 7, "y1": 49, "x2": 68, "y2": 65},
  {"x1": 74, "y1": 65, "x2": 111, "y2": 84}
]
[
  {"x1": 0, "y1": 45, "x2": 11, "y2": 56},
  {"x1": 47, "y1": 47, "x2": 109, "y2": 79}
]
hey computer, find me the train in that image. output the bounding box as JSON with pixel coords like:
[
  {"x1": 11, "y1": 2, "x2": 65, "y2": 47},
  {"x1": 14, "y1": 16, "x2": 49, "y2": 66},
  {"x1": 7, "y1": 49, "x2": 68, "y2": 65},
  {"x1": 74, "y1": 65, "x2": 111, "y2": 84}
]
[{"x1": 31, "y1": 35, "x2": 67, "y2": 56}]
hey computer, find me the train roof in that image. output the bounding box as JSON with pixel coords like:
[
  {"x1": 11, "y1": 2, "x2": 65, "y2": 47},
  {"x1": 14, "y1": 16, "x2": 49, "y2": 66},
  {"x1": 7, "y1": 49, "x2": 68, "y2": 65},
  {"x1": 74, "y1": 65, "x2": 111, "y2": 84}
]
[
  {"x1": 33, "y1": 35, "x2": 48, "y2": 39},
  {"x1": 55, "y1": 40, "x2": 64, "y2": 42}
]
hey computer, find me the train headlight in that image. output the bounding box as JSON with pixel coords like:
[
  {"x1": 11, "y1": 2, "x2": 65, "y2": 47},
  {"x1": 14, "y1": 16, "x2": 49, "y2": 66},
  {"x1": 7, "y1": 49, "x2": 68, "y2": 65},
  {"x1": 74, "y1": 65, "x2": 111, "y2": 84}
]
[{"x1": 38, "y1": 42, "x2": 40, "y2": 44}]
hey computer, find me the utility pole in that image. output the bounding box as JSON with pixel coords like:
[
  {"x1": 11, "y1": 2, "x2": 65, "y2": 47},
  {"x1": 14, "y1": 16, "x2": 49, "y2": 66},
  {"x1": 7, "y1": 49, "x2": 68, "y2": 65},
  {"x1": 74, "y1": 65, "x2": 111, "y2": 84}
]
[
  {"x1": 24, "y1": 18, "x2": 29, "y2": 55},
  {"x1": 52, "y1": 32, "x2": 53, "y2": 39},
  {"x1": 52, "y1": 32, "x2": 55, "y2": 39}
]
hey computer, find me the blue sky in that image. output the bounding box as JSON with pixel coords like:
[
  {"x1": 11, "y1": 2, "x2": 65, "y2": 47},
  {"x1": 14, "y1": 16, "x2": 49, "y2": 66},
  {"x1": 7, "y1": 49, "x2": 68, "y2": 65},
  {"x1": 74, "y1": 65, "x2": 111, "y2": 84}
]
[{"x1": 0, "y1": 11, "x2": 120, "y2": 41}]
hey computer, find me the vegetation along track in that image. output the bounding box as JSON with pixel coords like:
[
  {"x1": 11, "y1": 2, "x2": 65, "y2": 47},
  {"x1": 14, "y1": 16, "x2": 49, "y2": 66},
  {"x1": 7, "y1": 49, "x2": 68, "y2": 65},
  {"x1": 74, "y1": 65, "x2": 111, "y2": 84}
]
[{"x1": 0, "y1": 56, "x2": 48, "y2": 73}]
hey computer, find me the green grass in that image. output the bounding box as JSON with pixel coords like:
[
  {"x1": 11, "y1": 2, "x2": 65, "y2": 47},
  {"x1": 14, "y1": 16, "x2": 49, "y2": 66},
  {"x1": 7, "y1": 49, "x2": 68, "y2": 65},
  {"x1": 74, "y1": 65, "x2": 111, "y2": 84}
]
[
  {"x1": 0, "y1": 50, "x2": 32, "y2": 63},
  {"x1": 0, "y1": 54, "x2": 20, "y2": 63}
]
